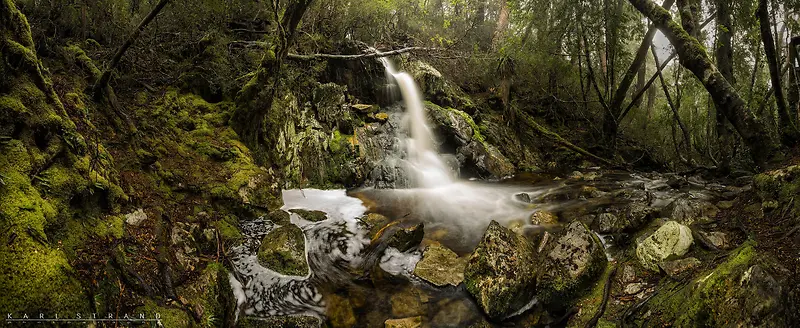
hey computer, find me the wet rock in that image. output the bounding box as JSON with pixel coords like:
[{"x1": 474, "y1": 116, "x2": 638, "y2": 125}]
[
  {"x1": 390, "y1": 287, "x2": 427, "y2": 317},
  {"x1": 514, "y1": 192, "x2": 531, "y2": 203},
  {"x1": 384, "y1": 316, "x2": 423, "y2": 328},
  {"x1": 413, "y1": 243, "x2": 467, "y2": 287},
  {"x1": 624, "y1": 282, "x2": 648, "y2": 295},
  {"x1": 350, "y1": 103, "x2": 374, "y2": 113},
  {"x1": 360, "y1": 212, "x2": 392, "y2": 239},
  {"x1": 266, "y1": 210, "x2": 291, "y2": 225},
  {"x1": 171, "y1": 222, "x2": 200, "y2": 271},
  {"x1": 239, "y1": 316, "x2": 320, "y2": 328},
  {"x1": 636, "y1": 221, "x2": 693, "y2": 271},
  {"x1": 326, "y1": 293, "x2": 356, "y2": 328},
  {"x1": 529, "y1": 211, "x2": 558, "y2": 225},
  {"x1": 388, "y1": 222, "x2": 425, "y2": 251},
  {"x1": 596, "y1": 213, "x2": 619, "y2": 234},
  {"x1": 660, "y1": 196, "x2": 719, "y2": 225},
  {"x1": 374, "y1": 112, "x2": 389, "y2": 122},
  {"x1": 537, "y1": 221, "x2": 607, "y2": 309},
  {"x1": 125, "y1": 208, "x2": 147, "y2": 226},
  {"x1": 621, "y1": 265, "x2": 637, "y2": 283},
  {"x1": 660, "y1": 257, "x2": 700, "y2": 277},
  {"x1": 716, "y1": 200, "x2": 734, "y2": 209},
  {"x1": 257, "y1": 224, "x2": 308, "y2": 276},
  {"x1": 431, "y1": 298, "x2": 475, "y2": 326},
  {"x1": 698, "y1": 231, "x2": 730, "y2": 249},
  {"x1": 289, "y1": 209, "x2": 328, "y2": 222},
  {"x1": 464, "y1": 221, "x2": 537, "y2": 320},
  {"x1": 580, "y1": 186, "x2": 606, "y2": 198}
]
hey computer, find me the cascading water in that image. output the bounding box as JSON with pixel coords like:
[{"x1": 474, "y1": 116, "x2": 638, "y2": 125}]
[{"x1": 380, "y1": 57, "x2": 454, "y2": 188}]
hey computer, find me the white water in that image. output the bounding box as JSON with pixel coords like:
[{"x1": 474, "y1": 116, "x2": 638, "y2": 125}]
[{"x1": 380, "y1": 57, "x2": 454, "y2": 188}]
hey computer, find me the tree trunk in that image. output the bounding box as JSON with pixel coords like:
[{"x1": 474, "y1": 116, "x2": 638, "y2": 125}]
[
  {"x1": 715, "y1": 0, "x2": 734, "y2": 170},
  {"x1": 628, "y1": 0, "x2": 778, "y2": 166},
  {"x1": 232, "y1": 0, "x2": 315, "y2": 157},
  {"x1": 605, "y1": 0, "x2": 674, "y2": 143},
  {"x1": 758, "y1": 0, "x2": 797, "y2": 142},
  {"x1": 790, "y1": 36, "x2": 800, "y2": 122},
  {"x1": 653, "y1": 44, "x2": 692, "y2": 164},
  {"x1": 492, "y1": 0, "x2": 509, "y2": 50},
  {"x1": 676, "y1": 0, "x2": 701, "y2": 39},
  {"x1": 92, "y1": 0, "x2": 170, "y2": 99}
]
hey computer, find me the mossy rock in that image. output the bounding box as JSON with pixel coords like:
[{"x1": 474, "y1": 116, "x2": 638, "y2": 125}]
[
  {"x1": 257, "y1": 224, "x2": 308, "y2": 276},
  {"x1": 641, "y1": 242, "x2": 787, "y2": 326},
  {"x1": 175, "y1": 262, "x2": 237, "y2": 327},
  {"x1": 387, "y1": 222, "x2": 424, "y2": 251},
  {"x1": 536, "y1": 221, "x2": 607, "y2": 309},
  {"x1": 289, "y1": 209, "x2": 328, "y2": 222},
  {"x1": 635, "y1": 221, "x2": 693, "y2": 271},
  {"x1": 753, "y1": 165, "x2": 800, "y2": 218},
  {"x1": 464, "y1": 221, "x2": 537, "y2": 320},
  {"x1": 413, "y1": 243, "x2": 467, "y2": 287},
  {"x1": 267, "y1": 209, "x2": 292, "y2": 225}
]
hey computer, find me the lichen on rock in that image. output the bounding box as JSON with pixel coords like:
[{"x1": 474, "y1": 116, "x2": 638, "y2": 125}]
[
  {"x1": 636, "y1": 220, "x2": 694, "y2": 271},
  {"x1": 257, "y1": 224, "x2": 309, "y2": 276}
]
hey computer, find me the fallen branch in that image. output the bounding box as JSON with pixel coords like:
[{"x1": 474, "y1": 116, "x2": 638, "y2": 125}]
[
  {"x1": 287, "y1": 47, "x2": 440, "y2": 61},
  {"x1": 518, "y1": 113, "x2": 620, "y2": 168}
]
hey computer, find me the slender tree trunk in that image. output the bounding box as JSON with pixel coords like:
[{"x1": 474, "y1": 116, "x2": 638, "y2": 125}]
[
  {"x1": 628, "y1": 0, "x2": 778, "y2": 166},
  {"x1": 758, "y1": 0, "x2": 797, "y2": 142},
  {"x1": 605, "y1": 0, "x2": 674, "y2": 141},
  {"x1": 790, "y1": 36, "x2": 800, "y2": 122},
  {"x1": 653, "y1": 44, "x2": 692, "y2": 164},
  {"x1": 92, "y1": 0, "x2": 170, "y2": 99}
]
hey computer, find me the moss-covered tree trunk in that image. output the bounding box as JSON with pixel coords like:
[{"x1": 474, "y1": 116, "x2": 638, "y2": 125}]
[
  {"x1": 232, "y1": 0, "x2": 314, "y2": 161},
  {"x1": 627, "y1": 0, "x2": 779, "y2": 166},
  {"x1": 714, "y1": 0, "x2": 734, "y2": 170}
]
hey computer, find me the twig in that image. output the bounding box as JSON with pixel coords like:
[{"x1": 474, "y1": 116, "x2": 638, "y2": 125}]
[{"x1": 286, "y1": 46, "x2": 441, "y2": 61}]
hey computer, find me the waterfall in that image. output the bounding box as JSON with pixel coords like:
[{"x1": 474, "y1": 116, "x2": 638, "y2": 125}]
[{"x1": 379, "y1": 57, "x2": 453, "y2": 188}]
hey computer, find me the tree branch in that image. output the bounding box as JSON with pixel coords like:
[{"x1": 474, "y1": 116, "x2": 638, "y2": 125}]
[{"x1": 286, "y1": 47, "x2": 440, "y2": 61}]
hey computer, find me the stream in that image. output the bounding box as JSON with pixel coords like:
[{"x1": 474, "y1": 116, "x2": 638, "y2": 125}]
[{"x1": 226, "y1": 55, "x2": 742, "y2": 326}]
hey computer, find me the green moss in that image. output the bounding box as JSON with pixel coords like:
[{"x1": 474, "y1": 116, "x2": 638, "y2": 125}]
[
  {"x1": 644, "y1": 241, "x2": 758, "y2": 326},
  {"x1": 213, "y1": 217, "x2": 243, "y2": 240},
  {"x1": 257, "y1": 224, "x2": 308, "y2": 276},
  {"x1": 135, "y1": 299, "x2": 192, "y2": 327}
]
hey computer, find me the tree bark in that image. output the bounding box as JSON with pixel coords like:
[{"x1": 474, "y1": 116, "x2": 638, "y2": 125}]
[
  {"x1": 492, "y1": 0, "x2": 510, "y2": 50},
  {"x1": 92, "y1": 0, "x2": 170, "y2": 99},
  {"x1": 757, "y1": 0, "x2": 797, "y2": 142},
  {"x1": 714, "y1": 0, "x2": 734, "y2": 170},
  {"x1": 232, "y1": 0, "x2": 315, "y2": 158},
  {"x1": 628, "y1": 0, "x2": 778, "y2": 166},
  {"x1": 676, "y1": 0, "x2": 701, "y2": 39}
]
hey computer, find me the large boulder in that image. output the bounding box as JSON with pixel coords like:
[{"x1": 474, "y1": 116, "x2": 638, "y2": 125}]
[
  {"x1": 464, "y1": 221, "x2": 537, "y2": 320},
  {"x1": 403, "y1": 60, "x2": 474, "y2": 112},
  {"x1": 536, "y1": 221, "x2": 607, "y2": 309},
  {"x1": 660, "y1": 196, "x2": 719, "y2": 225},
  {"x1": 753, "y1": 165, "x2": 800, "y2": 218},
  {"x1": 257, "y1": 224, "x2": 308, "y2": 276},
  {"x1": 425, "y1": 103, "x2": 514, "y2": 179},
  {"x1": 644, "y1": 243, "x2": 788, "y2": 326},
  {"x1": 636, "y1": 221, "x2": 693, "y2": 271}
]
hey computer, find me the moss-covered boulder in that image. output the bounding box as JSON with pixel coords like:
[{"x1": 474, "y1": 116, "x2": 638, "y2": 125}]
[
  {"x1": 464, "y1": 221, "x2": 537, "y2": 320},
  {"x1": 175, "y1": 262, "x2": 237, "y2": 327},
  {"x1": 636, "y1": 221, "x2": 693, "y2": 271},
  {"x1": 290, "y1": 208, "x2": 328, "y2": 222},
  {"x1": 404, "y1": 60, "x2": 475, "y2": 112},
  {"x1": 257, "y1": 224, "x2": 308, "y2": 276},
  {"x1": 536, "y1": 221, "x2": 607, "y2": 309},
  {"x1": 413, "y1": 243, "x2": 467, "y2": 287},
  {"x1": 425, "y1": 103, "x2": 515, "y2": 179},
  {"x1": 239, "y1": 315, "x2": 321, "y2": 328},
  {"x1": 642, "y1": 243, "x2": 787, "y2": 326},
  {"x1": 753, "y1": 165, "x2": 800, "y2": 218}
]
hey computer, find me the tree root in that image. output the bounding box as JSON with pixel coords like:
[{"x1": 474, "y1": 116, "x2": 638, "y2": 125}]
[{"x1": 585, "y1": 264, "x2": 618, "y2": 328}]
